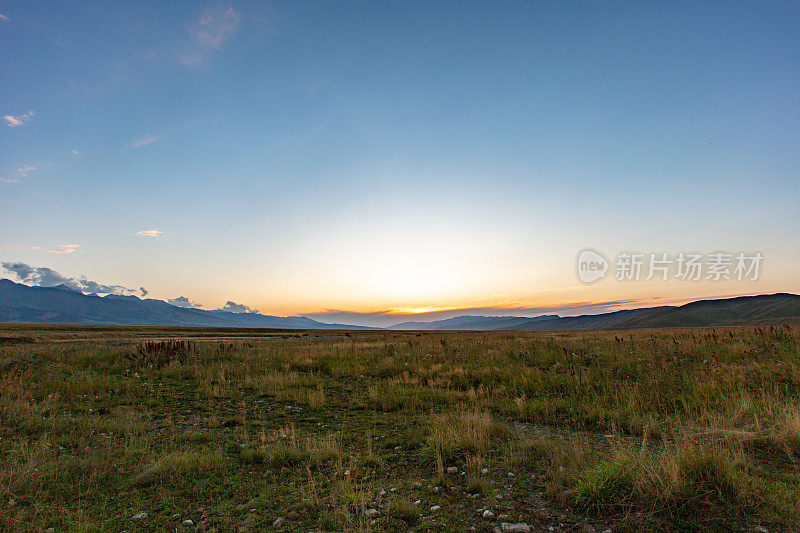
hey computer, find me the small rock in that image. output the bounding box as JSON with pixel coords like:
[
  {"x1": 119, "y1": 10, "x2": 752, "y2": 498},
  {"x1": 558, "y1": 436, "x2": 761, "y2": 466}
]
[
  {"x1": 430, "y1": 505, "x2": 441, "y2": 511},
  {"x1": 379, "y1": 489, "x2": 386, "y2": 496},
  {"x1": 447, "y1": 466, "x2": 458, "y2": 474},
  {"x1": 344, "y1": 469, "x2": 350, "y2": 476},
  {"x1": 272, "y1": 517, "x2": 285, "y2": 528},
  {"x1": 507, "y1": 472, "x2": 515, "y2": 477},
  {"x1": 182, "y1": 519, "x2": 194, "y2": 526},
  {"x1": 481, "y1": 468, "x2": 489, "y2": 474},
  {"x1": 754, "y1": 528, "x2": 768, "y2": 533},
  {"x1": 45, "y1": 529, "x2": 55, "y2": 533},
  {"x1": 413, "y1": 500, "x2": 421, "y2": 505},
  {"x1": 364, "y1": 509, "x2": 380, "y2": 518},
  {"x1": 132, "y1": 512, "x2": 148, "y2": 520},
  {"x1": 483, "y1": 509, "x2": 495, "y2": 519},
  {"x1": 502, "y1": 524, "x2": 531, "y2": 533}
]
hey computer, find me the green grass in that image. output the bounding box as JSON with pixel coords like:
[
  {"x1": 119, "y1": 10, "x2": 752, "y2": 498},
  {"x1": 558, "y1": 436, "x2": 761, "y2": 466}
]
[{"x1": 0, "y1": 325, "x2": 798, "y2": 531}]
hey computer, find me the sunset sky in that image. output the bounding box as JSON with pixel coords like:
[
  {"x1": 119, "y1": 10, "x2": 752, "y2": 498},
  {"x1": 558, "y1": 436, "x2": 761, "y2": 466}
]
[{"x1": 1, "y1": 2, "x2": 799, "y2": 327}]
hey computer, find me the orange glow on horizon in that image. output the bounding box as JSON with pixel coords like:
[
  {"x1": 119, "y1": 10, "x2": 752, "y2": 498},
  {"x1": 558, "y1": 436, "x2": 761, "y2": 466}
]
[{"x1": 389, "y1": 306, "x2": 458, "y2": 315}]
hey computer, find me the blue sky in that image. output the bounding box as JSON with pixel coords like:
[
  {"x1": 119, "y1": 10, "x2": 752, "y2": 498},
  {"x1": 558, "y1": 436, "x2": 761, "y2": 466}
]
[{"x1": 1, "y1": 1, "x2": 799, "y2": 326}]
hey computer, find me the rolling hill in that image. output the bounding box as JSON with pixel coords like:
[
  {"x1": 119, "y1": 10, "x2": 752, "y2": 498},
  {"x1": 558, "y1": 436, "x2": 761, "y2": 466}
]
[{"x1": 498, "y1": 293, "x2": 800, "y2": 331}]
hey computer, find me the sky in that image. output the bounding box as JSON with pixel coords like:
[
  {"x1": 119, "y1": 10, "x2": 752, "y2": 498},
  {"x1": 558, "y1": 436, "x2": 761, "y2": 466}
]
[{"x1": 1, "y1": 1, "x2": 799, "y2": 327}]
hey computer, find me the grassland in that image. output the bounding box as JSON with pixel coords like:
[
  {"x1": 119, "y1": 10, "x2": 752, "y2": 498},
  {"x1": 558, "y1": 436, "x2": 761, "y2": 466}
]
[{"x1": 1, "y1": 324, "x2": 798, "y2": 532}]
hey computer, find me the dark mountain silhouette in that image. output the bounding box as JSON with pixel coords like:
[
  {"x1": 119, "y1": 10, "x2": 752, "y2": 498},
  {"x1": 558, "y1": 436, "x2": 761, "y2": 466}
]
[
  {"x1": 499, "y1": 294, "x2": 799, "y2": 331},
  {"x1": 0, "y1": 279, "x2": 364, "y2": 329}
]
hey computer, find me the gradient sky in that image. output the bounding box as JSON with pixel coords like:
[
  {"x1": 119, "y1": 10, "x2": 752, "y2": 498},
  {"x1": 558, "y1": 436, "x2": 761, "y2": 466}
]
[{"x1": 1, "y1": 1, "x2": 799, "y2": 327}]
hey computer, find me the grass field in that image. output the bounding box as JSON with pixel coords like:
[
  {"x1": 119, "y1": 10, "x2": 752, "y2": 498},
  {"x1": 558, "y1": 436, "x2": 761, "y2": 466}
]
[{"x1": 1, "y1": 324, "x2": 799, "y2": 532}]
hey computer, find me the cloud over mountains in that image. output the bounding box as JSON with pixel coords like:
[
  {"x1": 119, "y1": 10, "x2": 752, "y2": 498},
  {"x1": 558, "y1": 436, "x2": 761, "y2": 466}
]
[
  {"x1": 1, "y1": 261, "x2": 142, "y2": 296},
  {"x1": 167, "y1": 296, "x2": 202, "y2": 308},
  {"x1": 219, "y1": 301, "x2": 259, "y2": 314}
]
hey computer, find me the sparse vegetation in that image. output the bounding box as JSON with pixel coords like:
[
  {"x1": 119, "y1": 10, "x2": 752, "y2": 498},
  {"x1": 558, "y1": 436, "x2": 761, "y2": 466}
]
[{"x1": 0, "y1": 324, "x2": 798, "y2": 531}]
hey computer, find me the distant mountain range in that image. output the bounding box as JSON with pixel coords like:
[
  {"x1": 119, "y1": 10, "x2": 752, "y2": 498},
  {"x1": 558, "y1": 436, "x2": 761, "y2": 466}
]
[
  {"x1": 393, "y1": 294, "x2": 799, "y2": 331},
  {"x1": 0, "y1": 279, "x2": 363, "y2": 329},
  {"x1": 388, "y1": 314, "x2": 560, "y2": 330},
  {"x1": 1, "y1": 279, "x2": 798, "y2": 331}
]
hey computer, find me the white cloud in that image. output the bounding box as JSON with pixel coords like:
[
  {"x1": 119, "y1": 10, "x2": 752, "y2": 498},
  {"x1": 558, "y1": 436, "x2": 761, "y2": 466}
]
[
  {"x1": 218, "y1": 300, "x2": 259, "y2": 314},
  {"x1": 130, "y1": 134, "x2": 162, "y2": 148},
  {"x1": 0, "y1": 14, "x2": 8, "y2": 22},
  {"x1": 70, "y1": 150, "x2": 80, "y2": 155},
  {"x1": 177, "y1": 5, "x2": 241, "y2": 67},
  {"x1": 136, "y1": 229, "x2": 164, "y2": 238},
  {"x1": 3, "y1": 111, "x2": 34, "y2": 127},
  {"x1": 2, "y1": 261, "x2": 141, "y2": 295},
  {"x1": 167, "y1": 296, "x2": 203, "y2": 308}
]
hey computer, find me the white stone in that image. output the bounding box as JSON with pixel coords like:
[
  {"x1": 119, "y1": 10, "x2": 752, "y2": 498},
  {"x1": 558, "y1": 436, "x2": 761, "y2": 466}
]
[{"x1": 502, "y1": 524, "x2": 531, "y2": 533}]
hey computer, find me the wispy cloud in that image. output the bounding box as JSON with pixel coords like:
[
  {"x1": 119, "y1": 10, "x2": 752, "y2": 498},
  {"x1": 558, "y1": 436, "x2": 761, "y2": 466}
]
[
  {"x1": 136, "y1": 229, "x2": 164, "y2": 238},
  {"x1": 130, "y1": 134, "x2": 162, "y2": 148},
  {"x1": 1, "y1": 261, "x2": 142, "y2": 296},
  {"x1": 16, "y1": 165, "x2": 36, "y2": 176},
  {"x1": 0, "y1": 13, "x2": 9, "y2": 22},
  {"x1": 3, "y1": 111, "x2": 35, "y2": 127},
  {"x1": 2, "y1": 164, "x2": 35, "y2": 183},
  {"x1": 177, "y1": 5, "x2": 242, "y2": 67},
  {"x1": 70, "y1": 150, "x2": 80, "y2": 155},
  {"x1": 48, "y1": 244, "x2": 83, "y2": 254}
]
